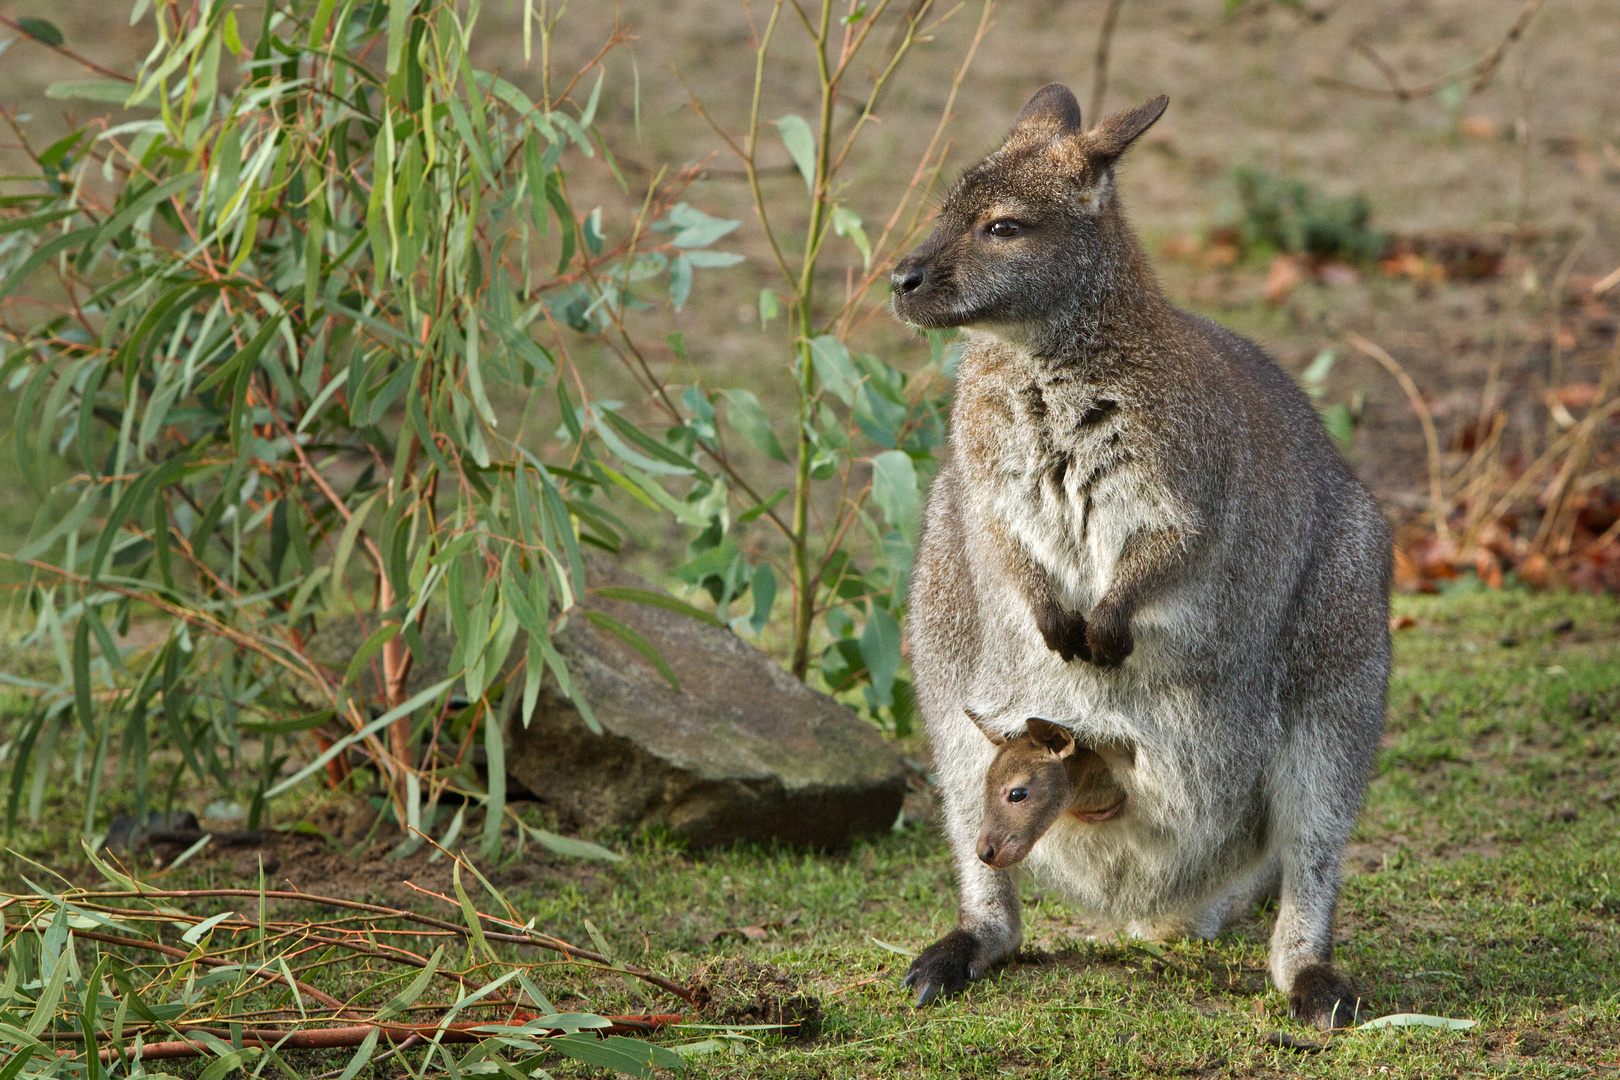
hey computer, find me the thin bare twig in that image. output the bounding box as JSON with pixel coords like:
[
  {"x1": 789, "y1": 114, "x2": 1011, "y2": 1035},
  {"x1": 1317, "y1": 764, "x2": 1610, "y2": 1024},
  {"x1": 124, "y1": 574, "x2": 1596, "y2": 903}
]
[
  {"x1": 1088, "y1": 0, "x2": 1126, "y2": 122},
  {"x1": 1317, "y1": 0, "x2": 1547, "y2": 101},
  {"x1": 1345, "y1": 332, "x2": 1449, "y2": 543},
  {"x1": 0, "y1": 14, "x2": 136, "y2": 83}
]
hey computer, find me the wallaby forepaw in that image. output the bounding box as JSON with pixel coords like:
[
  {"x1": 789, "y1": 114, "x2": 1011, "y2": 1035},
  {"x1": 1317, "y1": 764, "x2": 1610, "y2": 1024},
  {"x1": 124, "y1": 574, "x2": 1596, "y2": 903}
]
[
  {"x1": 903, "y1": 930, "x2": 979, "y2": 1006},
  {"x1": 1036, "y1": 606, "x2": 1091, "y2": 663},
  {"x1": 1288, "y1": 964, "x2": 1366, "y2": 1030},
  {"x1": 1085, "y1": 616, "x2": 1133, "y2": 668}
]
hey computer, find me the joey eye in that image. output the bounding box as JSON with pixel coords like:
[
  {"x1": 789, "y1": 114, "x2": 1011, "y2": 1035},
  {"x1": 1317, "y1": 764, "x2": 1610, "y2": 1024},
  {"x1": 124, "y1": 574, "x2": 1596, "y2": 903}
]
[
  {"x1": 1007, "y1": 787, "x2": 1028, "y2": 804},
  {"x1": 986, "y1": 219, "x2": 1023, "y2": 239}
]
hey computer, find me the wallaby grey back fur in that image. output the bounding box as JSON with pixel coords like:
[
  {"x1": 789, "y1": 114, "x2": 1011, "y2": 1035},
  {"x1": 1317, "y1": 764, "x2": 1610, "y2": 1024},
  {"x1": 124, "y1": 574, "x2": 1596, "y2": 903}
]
[{"x1": 890, "y1": 84, "x2": 1391, "y2": 1029}]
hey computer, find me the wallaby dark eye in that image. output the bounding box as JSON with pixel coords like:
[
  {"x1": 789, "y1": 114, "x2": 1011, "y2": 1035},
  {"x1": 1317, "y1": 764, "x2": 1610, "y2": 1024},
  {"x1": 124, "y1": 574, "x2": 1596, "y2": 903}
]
[
  {"x1": 1007, "y1": 787, "x2": 1028, "y2": 803},
  {"x1": 986, "y1": 219, "x2": 1023, "y2": 239}
]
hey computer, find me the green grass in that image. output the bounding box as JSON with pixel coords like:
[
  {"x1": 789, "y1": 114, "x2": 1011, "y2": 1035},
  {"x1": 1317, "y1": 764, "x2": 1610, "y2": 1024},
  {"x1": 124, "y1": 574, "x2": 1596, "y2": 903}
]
[
  {"x1": 498, "y1": 587, "x2": 1619, "y2": 1078},
  {"x1": 2, "y1": 587, "x2": 1615, "y2": 1078}
]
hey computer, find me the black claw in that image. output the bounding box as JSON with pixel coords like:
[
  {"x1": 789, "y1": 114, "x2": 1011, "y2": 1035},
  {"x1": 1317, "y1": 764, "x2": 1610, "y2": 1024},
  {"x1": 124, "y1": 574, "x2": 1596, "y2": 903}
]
[
  {"x1": 903, "y1": 929, "x2": 978, "y2": 1007},
  {"x1": 910, "y1": 977, "x2": 945, "y2": 1007}
]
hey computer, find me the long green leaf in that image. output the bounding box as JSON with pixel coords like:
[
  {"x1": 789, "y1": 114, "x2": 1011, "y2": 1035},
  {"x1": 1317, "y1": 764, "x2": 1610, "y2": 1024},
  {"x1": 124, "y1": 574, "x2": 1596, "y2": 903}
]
[
  {"x1": 585, "y1": 611, "x2": 679, "y2": 691},
  {"x1": 590, "y1": 586, "x2": 723, "y2": 627},
  {"x1": 481, "y1": 711, "x2": 506, "y2": 857},
  {"x1": 551, "y1": 1033, "x2": 684, "y2": 1077},
  {"x1": 81, "y1": 173, "x2": 201, "y2": 268},
  {"x1": 372, "y1": 944, "x2": 441, "y2": 1021},
  {"x1": 775, "y1": 115, "x2": 816, "y2": 193},
  {"x1": 0, "y1": 227, "x2": 95, "y2": 310},
  {"x1": 525, "y1": 825, "x2": 623, "y2": 862},
  {"x1": 333, "y1": 1026, "x2": 379, "y2": 1080},
  {"x1": 721, "y1": 388, "x2": 787, "y2": 462},
  {"x1": 24, "y1": 948, "x2": 69, "y2": 1037},
  {"x1": 263, "y1": 677, "x2": 454, "y2": 799},
  {"x1": 808, "y1": 335, "x2": 859, "y2": 405},
  {"x1": 452, "y1": 862, "x2": 495, "y2": 961}
]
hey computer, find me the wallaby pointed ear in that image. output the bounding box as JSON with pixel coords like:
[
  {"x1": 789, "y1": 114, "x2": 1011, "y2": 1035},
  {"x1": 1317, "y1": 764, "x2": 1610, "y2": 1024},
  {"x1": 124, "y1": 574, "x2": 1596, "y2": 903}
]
[
  {"x1": 1086, "y1": 94, "x2": 1169, "y2": 163},
  {"x1": 1024, "y1": 717, "x2": 1076, "y2": 758},
  {"x1": 1009, "y1": 83, "x2": 1084, "y2": 139},
  {"x1": 965, "y1": 709, "x2": 1009, "y2": 747}
]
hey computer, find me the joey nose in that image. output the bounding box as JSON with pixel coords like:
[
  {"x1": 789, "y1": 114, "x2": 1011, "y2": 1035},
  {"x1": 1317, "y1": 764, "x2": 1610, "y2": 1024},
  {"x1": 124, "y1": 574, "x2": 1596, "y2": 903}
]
[
  {"x1": 892, "y1": 263, "x2": 926, "y2": 295},
  {"x1": 977, "y1": 840, "x2": 996, "y2": 865}
]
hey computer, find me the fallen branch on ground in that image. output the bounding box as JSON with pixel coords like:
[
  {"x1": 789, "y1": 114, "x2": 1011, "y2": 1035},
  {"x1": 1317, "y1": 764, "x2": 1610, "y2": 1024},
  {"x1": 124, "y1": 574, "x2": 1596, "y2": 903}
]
[{"x1": 0, "y1": 848, "x2": 692, "y2": 1078}]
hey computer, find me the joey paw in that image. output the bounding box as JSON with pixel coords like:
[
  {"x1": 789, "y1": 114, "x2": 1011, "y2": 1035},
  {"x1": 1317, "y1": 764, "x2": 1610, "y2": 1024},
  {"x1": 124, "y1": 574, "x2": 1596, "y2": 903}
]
[
  {"x1": 1288, "y1": 964, "x2": 1366, "y2": 1030},
  {"x1": 1085, "y1": 616, "x2": 1133, "y2": 669},
  {"x1": 903, "y1": 929, "x2": 979, "y2": 1006}
]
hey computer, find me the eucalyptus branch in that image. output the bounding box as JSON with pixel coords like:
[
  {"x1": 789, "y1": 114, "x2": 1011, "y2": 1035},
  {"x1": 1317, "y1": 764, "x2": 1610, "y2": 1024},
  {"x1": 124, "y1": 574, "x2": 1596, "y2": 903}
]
[
  {"x1": 677, "y1": 63, "x2": 796, "y2": 289},
  {"x1": 827, "y1": 0, "x2": 994, "y2": 334},
  {"x1": 1088, "y1": 0, "x2": 1126, "y2": 121}
]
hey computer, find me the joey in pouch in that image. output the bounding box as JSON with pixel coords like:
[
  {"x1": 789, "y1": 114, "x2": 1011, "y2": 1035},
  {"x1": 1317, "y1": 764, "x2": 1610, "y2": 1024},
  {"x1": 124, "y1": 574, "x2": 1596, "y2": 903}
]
[
  {"x1": 894, "y1": 84, "x2": 1390, "y2": 1028},
  {"x1": 972, "y1": 713, "x2": 1127, "y2": 871}
]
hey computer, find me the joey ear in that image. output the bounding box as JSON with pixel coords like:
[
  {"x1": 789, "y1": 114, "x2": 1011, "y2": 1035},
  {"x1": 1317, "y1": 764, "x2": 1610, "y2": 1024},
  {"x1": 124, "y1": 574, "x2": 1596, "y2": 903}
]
[
  {"x1": 965, "y1": 709, "x2": 1009, "y2": 747},
  {"x1": 1009, "y1": 83, "x2": 1084, "y2": 139},
  {"x1": 1024, "y1": 717, "x2": 1076, "y2": 758},
  {"x1": 1085, "y1": 94, "x2": 1169, "y2": 163}
]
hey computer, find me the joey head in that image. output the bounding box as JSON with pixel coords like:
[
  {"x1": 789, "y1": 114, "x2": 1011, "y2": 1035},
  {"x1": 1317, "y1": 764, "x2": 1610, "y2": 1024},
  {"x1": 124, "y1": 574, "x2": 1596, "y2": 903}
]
[
  {"x1": 972, "y1": 714, "x2": 1126, "y2": 870},
  {"x1": 896, "y1": 84, "x2": 1390, "y2": 1029}
]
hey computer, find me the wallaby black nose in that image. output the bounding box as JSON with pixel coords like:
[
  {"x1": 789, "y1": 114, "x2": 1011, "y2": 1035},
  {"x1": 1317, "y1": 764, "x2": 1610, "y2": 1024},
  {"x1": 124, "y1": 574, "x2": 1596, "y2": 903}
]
[
  {"x1": 978, "y1": 842, "x2": 996, "y2": 865},
  {"x1": 892, "y1": 264, "x2": 925, "y2": 295}
]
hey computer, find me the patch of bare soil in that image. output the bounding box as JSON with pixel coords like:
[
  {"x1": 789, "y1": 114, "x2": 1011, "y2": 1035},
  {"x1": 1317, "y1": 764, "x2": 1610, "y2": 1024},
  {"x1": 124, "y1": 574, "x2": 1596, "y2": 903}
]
[
  {"x1": 685, "y1": 957, "x2": 824, "y2": 1037},
  {"x1": 125, "y1": 798, "x2": 605, "y2": 908}
]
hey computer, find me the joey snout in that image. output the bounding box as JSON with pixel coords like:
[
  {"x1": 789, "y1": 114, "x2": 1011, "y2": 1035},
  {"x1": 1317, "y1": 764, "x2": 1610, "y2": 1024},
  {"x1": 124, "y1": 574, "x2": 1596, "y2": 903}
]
[{"x1": 977, "y1": 826, "x2": 1030, "y2": 870}]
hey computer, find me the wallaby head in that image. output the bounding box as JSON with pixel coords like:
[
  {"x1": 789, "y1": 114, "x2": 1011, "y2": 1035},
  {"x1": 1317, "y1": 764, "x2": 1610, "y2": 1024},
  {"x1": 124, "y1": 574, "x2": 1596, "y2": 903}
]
[
  {"x1": 890, "y1": 84, "x2": 1168, "y2": 342},
  {"x1": 969, "y1": 712, "x2": 1126, "y2": 870}
]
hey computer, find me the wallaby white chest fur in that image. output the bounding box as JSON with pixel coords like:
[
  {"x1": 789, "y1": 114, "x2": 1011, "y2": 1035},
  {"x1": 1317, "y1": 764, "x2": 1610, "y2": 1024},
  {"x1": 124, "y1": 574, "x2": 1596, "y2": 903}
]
[
  {"x1": 890, "y1": 85, "x2": 1391, "y2": 1030},
  {"x1": 958, "y1": 333, "x2": 1188, "y2": 627}
]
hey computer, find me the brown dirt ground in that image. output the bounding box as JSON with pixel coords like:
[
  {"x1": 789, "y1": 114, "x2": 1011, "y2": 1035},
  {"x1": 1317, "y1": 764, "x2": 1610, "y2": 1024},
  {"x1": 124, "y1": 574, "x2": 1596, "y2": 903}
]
[{"x1": 3, "y1": 0, "x2": 1616, "y2": 526}]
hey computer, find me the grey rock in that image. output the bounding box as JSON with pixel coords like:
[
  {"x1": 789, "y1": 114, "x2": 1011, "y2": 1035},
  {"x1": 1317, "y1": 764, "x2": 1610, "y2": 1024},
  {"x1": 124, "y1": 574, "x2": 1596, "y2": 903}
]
[
  {"x1": 296, "y1": 562, "x2": 907, "y2": 850},
  {"x1": 102, "y1": 810, "x2": 200, "y2": 854},
  {"x1": 503, "y1": 561, "x2": 908, "y2": 850},
  {"x1": 294, "y1": 615, "x2": 475, "y2": 712}
]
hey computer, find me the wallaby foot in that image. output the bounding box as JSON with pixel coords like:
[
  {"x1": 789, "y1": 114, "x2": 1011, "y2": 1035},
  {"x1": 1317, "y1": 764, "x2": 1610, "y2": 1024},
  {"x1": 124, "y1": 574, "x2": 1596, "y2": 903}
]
[
  {"x1": 1288, "y1": 964, "x2": 1366, "y2": 1029},
  {"x1": 1035, "y1": 603, "x2": 1091, "y2": 663},
  {"x1": 904, "y1": 929, "x2": 1003, "y2": 1006}
]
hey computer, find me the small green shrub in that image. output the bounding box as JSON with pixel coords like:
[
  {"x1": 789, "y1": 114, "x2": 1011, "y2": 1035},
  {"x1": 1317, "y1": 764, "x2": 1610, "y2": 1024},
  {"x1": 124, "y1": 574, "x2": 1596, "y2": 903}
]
[
  {"x1": 1224, "y1": 165, "x2": 1388, "y2": 263},
  {"x1": 0, "y1": 0, "x2": 737, "y2": 852}
]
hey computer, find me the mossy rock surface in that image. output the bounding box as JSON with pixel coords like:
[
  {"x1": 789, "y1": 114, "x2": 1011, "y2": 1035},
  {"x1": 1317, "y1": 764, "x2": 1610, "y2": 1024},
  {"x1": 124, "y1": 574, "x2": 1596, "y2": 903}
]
[{"x1": 503, "y1": 560, "x2": 908, "y2": 849}]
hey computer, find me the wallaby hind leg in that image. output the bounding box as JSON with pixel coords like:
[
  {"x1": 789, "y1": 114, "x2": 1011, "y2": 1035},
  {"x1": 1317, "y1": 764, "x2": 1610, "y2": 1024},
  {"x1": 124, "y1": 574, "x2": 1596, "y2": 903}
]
[
  {"x1": 906, "y1": 811, "x2": 1022, "y2": 1005},
  {"x1": 1205, "y1": 852, "x2": 1281, "y2": 934},
  {"x1": 1270, "y1": 842, "x2": 1364, "y2": 1029},
  {"x1": 1268, "y1": 738, "x2": 1374, "y2": 1027}
]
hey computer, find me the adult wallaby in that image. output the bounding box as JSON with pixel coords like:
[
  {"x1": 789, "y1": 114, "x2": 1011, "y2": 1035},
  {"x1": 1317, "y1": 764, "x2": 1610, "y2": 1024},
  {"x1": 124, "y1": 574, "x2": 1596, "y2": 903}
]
[{"x1": 891, "y1": 84, "x2": 1391, "y2": 1029}]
